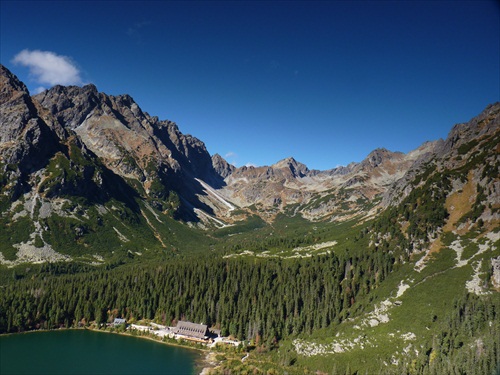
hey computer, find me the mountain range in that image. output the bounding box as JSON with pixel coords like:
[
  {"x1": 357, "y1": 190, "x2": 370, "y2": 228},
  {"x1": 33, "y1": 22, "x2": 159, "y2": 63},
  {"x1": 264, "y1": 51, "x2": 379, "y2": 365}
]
[{"x1": 0, "y1": 64, "x2": 498, "y2": 266}]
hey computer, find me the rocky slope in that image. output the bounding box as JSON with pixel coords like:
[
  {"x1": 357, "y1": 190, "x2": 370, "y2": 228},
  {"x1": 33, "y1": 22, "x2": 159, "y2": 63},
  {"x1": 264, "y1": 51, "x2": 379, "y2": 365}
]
[
  {"x1": 0, "y1": 65, "x2": 62, "y2": 188},
  {"x1": 368, "y1": 102, "x2": 500, "y2": 268},
  {"x1": 383, "y1": 102, "x2": 500, "y2": 208},
  {"x1": 33, "y1": 80, "x2": 225, "y2": 216},
  {"x1": 217, "y1": 143, "x2": 437, "y2": 222}
]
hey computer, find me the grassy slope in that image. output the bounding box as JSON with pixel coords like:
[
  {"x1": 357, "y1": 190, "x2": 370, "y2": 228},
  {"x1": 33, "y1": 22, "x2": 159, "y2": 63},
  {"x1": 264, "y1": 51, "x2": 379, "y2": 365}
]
[{"x1": 292, "y1": 226, "x2": 500, "y2": 374}]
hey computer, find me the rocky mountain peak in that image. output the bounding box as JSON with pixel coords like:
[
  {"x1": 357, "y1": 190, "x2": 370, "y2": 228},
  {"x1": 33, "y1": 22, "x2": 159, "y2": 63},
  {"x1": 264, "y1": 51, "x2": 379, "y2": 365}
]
[
  {"x1": 0, "y1": 64, "x2": 37, "y2": 143},
  {"x1": 33, "y1": 83, "x2": 102, "y2": 131},
  {"x1": 382, "y1": 102, "x2": 500, "y2": 208},
  {"x1": 212, "y1": 153, "x2": 235, "y2": 178},
  {"x1": 0, "y1": 64, "x2": 29, "y2": 97},
  {"x1": 362, "y1": 148, "x2": 402, "y2": 168},
  {"x1": 21, "y1": 71, "x2": 227, "y2": 217},
  {"x1": 437, "y1": 102, "x2": 500, "y2": 157},
  {"x1": 0, "y1": 65, "x2": 62, "y2": 174},
  {"x1": 273, "y1": 157, "x2": 309, "y2": 178},
  {"x1": 273, "y1": 156, "x2": 296, "y2": 168}
]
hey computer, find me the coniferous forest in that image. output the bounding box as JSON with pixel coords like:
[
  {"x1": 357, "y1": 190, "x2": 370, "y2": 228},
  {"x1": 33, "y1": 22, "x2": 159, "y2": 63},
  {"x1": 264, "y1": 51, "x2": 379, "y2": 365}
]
[
  {"x1": 1, "y1": 251, "x2": 392, "y2": 340},
  {"x1": 1, "y1": 249, "x2": 499, "y2": 374}
]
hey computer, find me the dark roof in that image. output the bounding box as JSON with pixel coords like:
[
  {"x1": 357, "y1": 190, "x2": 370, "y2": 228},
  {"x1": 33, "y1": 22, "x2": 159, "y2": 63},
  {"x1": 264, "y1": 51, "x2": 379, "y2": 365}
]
[{"x1": 175, "y1": 321, "x2": 208, "y2": 339}]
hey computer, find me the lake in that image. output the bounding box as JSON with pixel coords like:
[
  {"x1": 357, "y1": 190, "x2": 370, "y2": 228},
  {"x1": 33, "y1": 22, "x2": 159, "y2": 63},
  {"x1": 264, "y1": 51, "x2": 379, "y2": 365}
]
[{"x1": 0, "y1": 329, "x2": 201, "y2": 375}]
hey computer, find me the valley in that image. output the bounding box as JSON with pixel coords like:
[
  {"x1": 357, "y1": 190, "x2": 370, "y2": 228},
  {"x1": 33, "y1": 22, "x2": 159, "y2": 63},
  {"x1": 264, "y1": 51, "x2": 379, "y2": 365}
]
[{"x1": 0, "y1": 64, "x2": 499, "y2": 374}]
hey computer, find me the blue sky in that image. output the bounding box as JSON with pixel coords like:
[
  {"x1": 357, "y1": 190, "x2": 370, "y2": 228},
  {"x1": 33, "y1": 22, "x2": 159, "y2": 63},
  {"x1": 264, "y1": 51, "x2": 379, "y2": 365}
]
[{"x1": 1, "y1": 1, "x2": 499, "y2": 170}]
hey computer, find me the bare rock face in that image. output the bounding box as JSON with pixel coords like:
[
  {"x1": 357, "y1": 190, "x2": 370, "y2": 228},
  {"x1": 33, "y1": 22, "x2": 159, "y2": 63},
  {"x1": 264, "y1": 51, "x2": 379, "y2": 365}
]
[
  {"x1": 0, "y1": 65, "x2": 62, "y2": 186},
  {"x1": 35, "y1": 84, "x2": 170, "y2": 180},
  {"x1": 1, "y1": 65, "x2": 141, "y2": 207},
  {"x1": 34, "y1": 83, "x2": 220, "y2": 181},
  {"x1": 34, "y1": 84, "x2": 100, "y2": 130},
  {"x1": 492, "y1": 256, "x2": 500, "y2": 288},
  {"x1": 212, "y1": 153, "x2": 235, "y2": 178},
  {"x1": 0, "y1": 64, "x2": 35, "y2": 143},
  {"x1": 272, "y1": 157, "x2": 309, "y2": 178}
]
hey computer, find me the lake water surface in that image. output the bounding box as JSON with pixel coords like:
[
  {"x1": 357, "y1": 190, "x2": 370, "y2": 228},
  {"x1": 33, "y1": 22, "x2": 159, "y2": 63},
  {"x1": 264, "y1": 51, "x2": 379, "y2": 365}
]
[{"x1": 0, "y1": 329, "x2": 200, "y2": 375}]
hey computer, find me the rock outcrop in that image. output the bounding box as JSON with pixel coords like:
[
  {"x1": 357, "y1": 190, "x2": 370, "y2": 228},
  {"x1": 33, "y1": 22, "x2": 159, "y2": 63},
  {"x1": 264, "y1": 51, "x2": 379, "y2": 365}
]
[{"x1": 212, "y1": 153, "x2": 235, "y2": 178}]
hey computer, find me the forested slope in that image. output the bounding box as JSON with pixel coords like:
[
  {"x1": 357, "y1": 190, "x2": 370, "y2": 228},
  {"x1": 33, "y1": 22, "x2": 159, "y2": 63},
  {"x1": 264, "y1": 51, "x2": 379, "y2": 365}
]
[{"x1": 0, "y1": 250, "x2": 394, "y2": 340}]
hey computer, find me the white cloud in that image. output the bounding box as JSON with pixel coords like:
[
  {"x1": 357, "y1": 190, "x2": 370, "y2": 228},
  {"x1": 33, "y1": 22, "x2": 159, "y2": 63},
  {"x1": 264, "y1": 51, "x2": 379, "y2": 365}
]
[
  {"x1": 225, "y1": 151, "x2": 237, "y2": 159},
  {"x1": 12, "y1": 49, "x2": 82, "y2": 87},
  {"x1": 245, "y1": 162, "x2": 257, "y2": 168}
]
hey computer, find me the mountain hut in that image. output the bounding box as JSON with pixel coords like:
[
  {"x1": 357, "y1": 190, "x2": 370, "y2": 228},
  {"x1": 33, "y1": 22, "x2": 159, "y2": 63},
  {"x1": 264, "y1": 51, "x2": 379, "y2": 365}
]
[{"x1": 175, "y1": 321, "x2": 209, "y2": 339}]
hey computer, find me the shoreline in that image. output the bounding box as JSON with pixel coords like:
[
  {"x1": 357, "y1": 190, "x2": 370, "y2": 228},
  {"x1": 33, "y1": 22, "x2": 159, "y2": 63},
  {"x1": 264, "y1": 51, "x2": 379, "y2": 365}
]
[{"x1": 1, "y1": 326, "x2": 215, "y2": 374}]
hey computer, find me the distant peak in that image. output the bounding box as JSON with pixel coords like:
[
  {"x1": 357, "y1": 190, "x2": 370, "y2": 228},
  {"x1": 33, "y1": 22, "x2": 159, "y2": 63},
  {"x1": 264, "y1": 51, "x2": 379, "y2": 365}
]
[
  {"x1": 0, "y1": 64, "x2": 30, "y2": 95},
  {"x1": 82, "y1": 83, "x2": 98, "y2": 93},
  {"x1": 36, "y1": 82, "x2": 99, "y2": 99},
  {"x1": 368, "y1": 147, "x2": 391, "y2": 155},
  {"x1": 212, "y1": 153, "x2": 235, "y2": 178},
  {"x1": 273, "y1": 157, "x2": 309, "y2": 178},
  {"x1": 363, "y1": 148, "x2": 399, "y2": 168},
  {"x1": 273, "y1": 157, "x2": 300, "y2": 168}
]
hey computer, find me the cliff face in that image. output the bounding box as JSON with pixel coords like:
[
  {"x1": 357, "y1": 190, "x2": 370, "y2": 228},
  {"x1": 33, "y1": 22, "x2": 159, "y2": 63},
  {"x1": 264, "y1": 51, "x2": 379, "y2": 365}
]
[
  {"x1": 0, "y1": 66, "x2": 58, "y2": 165},
  {"x1": 0, "y1": 65, "x2": 65, "y2": 202}
]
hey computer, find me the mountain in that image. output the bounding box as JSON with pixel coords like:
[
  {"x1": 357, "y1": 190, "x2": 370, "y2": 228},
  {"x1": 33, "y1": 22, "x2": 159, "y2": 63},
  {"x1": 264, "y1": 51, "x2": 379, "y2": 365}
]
[
  {"x1": 0, "y1": 64, "x2": 228, "y2": 265},
  {"x1": 32, "y1": 79, "x2": 225, "y2": 212},
  {"x1": 0, "y1": 64, "x2": 499, "y2": 266},
  {"x1": 218, "y1": 144, "x2": 437, "y2": 222},
  {"x1": 0, "y1": 65, "x2": 62, "y2": 184}
]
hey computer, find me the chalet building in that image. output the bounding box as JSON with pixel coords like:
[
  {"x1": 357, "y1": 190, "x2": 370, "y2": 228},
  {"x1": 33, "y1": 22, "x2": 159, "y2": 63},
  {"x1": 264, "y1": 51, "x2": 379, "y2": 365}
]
[{"x1": 175, "y1": 321, "x2": 209, "y2": 340}]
